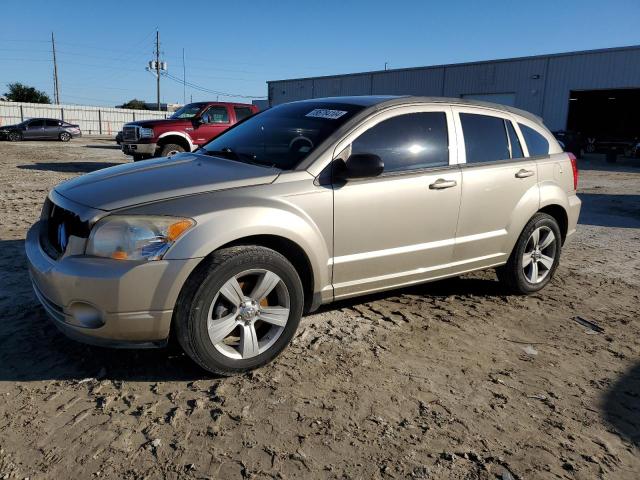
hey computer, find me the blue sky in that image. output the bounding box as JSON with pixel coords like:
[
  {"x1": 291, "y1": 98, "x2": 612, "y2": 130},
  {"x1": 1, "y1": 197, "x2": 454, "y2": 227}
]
[{"x1": 1, "y1": 0, "x2": 639, "y2": 106}]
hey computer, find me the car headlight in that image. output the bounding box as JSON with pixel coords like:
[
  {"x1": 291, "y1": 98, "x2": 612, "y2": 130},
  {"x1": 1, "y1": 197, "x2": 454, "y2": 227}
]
[
  {"x1": 139, "y1": 127, "x2": 154, "y2": 138},
  {"x1": 86, "y1": 215, "x2": 195, "y2": 261}
]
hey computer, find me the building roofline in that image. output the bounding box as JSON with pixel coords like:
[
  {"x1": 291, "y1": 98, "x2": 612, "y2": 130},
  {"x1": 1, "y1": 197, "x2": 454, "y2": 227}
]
[{"x1": 268, "y1": 44, "x2": 640, "y2": 84}]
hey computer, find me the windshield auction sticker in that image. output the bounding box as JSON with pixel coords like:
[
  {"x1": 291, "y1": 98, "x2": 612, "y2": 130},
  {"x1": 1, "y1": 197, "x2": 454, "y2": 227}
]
[{"x1": 305, "y1": 109, "x2": 348, "y2": 119}]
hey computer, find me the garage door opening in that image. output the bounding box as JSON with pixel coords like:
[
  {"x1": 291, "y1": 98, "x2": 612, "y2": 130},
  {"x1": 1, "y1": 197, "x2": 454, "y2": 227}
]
[{"x1": 566, "y1": 88, "x2": 640, "y2": 148}]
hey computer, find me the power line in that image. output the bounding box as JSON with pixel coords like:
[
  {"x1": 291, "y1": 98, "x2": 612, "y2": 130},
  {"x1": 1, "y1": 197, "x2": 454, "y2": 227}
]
[{"x1": 162, "y1": 72, "x2": 265, "y2": 99}]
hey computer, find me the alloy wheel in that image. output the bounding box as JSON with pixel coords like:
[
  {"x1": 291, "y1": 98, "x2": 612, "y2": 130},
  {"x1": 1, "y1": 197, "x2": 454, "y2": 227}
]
[
  {"x1": 207, "y1": 269, "x2": 290, "y2": 360},
  {"x1": 522, "y1": 226, "x2": 556, "y2": 284}
]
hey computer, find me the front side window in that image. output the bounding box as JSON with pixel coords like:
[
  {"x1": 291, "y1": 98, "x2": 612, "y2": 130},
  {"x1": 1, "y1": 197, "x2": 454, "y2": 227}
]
[
  {"x1": 351, "y1": 112, "x2": 449, "y2": 173},
  {"x1": 519, "y1": 124, "x2": 550, "y2": 156},
  {"x1": 460, "y1": 113, "x2": 510, "y2": 164},
  {"x1": 234, "y1": 106, "x2": 253, "y2": 122},
  {"x1": 202, "y1": 102, "x2": 364, "y2": 170},
  {"x1": 201, "y1": 106, "x2": 229, "y2": 124}
]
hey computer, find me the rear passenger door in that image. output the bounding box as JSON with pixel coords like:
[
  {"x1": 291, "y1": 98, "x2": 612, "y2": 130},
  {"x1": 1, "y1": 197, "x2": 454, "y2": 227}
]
[
  {"x1": 44, "y1": 119, "x2": 61, "y2": 139},
  {"x1": 452, "y1": 108, "x2": 539, "y2": 267}
]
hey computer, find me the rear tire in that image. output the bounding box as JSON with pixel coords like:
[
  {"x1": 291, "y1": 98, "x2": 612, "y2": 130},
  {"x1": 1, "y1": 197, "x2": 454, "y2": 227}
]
[
  {"x1": 159, "y1": 143, "x2": 185, "y2": 157},
  {"x1": 59, "y1": 132, "x2": 71, "y2": 142},
  {"x1": 496, "y1": 213, "x2": 561, "y2": 294},
  {"x1": 132, "y1": 154, "x2": 146, "y2": 162},
  {"x1": 175, "y1": 246, "x2": 304, "y2": 376},
  {"x1": 8, "y1": 131, "x2": 21, "y2": 142}
]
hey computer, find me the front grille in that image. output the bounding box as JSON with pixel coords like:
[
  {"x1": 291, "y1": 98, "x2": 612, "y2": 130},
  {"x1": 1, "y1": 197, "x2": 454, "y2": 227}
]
[
  {"x1": 42, "y1": 199, "x2": 90, "y2": 258},
  {"x1": 123, "y1": 126, "x2": 138, "y2": 141}
]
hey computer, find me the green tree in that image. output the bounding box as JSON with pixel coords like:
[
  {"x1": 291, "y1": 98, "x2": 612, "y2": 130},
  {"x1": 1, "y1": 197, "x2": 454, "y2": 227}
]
[
  {"x1": 120, "y1": 99, "x2": 148, "y2": 110},
  {"x1": 4, "y1": 82, "x2": 51, "y2": 103}
]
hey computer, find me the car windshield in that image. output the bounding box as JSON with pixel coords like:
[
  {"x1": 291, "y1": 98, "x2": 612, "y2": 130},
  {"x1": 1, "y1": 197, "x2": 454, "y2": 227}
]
[
  {"x1": 201, "y1": 102, "x2": 365, "y2": 170},
  {"x1": 170, "y1": 103, "x2": 207, "y2": 119}
]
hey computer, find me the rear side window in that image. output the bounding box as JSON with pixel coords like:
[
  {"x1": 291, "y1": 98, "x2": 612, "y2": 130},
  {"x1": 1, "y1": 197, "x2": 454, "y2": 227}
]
[
  {"x1": 460, "y1": 113, "x2": 510, "y2": 163},
  {"x1": 28, "y1": 120, "x2": 45, "y2": 128},
  {"x1": 45, "y1": 119, "x2": 60, "y2": 127},
  {"x1": 519, "y1": 124, "x2": 550, "y2": 156},
  {"x1": 351, "y1": 112, "x2": 449, "y2": 173},
  {"x1": 234, "y1": 106, "x2": 253, "y2": 122},
  {"x1": 506, "y1": 121, "x2": 524, "y2": 158}
]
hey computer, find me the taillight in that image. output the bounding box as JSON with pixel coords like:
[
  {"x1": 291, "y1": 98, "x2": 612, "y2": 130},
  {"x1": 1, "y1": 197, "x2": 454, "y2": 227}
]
[{"x1": 568, "y1": 152, "x2": 578, "y2": 191}]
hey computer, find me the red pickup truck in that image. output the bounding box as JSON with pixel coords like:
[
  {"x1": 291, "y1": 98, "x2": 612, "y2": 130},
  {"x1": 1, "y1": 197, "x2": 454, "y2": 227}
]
[{"x1": 120, "y1": 102, "x2": 258, "y2": 160}]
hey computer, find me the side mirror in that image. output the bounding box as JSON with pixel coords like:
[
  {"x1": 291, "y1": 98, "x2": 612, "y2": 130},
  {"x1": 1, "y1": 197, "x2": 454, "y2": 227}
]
[{"x1": 339, "y1": 153, "x2": 384, "y2": 179}]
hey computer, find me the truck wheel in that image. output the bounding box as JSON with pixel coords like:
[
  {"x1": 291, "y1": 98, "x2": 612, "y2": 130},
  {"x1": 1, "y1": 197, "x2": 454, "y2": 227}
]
[
  {"x1": 175, "y1": 246, "x2": 304, "y2": 376},
  {"x1": 132, "y1": 154, "x2": 146, "y2": 162},
  {"x1": 496, "y1": 213, "x2": 561, "y2": 294},
  {"x1": 8, "y1": 131, "x2": 22, "y2": 142},
  {"x1": 59, "y1": 132, "x2": 71, "y2": 142},
  {"x1": 160, "y1": 143, "x2": 185, "y2": 157}
]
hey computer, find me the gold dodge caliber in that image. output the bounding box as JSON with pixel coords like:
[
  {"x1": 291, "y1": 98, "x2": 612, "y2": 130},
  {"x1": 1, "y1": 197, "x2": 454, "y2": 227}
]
[{"x1": 26, "y1": 96, "x2": 581, "y2": 375}]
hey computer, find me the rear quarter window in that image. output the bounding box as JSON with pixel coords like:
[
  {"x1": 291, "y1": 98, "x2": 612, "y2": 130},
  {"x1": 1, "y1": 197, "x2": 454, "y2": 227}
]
[{"x1": 519, "y1": 124, "x2": 550, "y2": 156}]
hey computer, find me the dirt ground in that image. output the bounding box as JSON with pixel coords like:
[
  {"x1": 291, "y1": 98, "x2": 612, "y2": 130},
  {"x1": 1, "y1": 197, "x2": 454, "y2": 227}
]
[{"x1": 0, "y1": 138, "x2": 638, "y2": 480}]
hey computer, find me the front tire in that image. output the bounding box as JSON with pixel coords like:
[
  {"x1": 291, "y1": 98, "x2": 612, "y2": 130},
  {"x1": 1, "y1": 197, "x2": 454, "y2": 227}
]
[
  {"x1": 8, "y1": 131, "x2": 22, "y2": 142},
  {"x1": 59, "y1": 132, "x2": 71, "y2": 142},
  {"x1": 497, "y1": 213, "x2": 561, "y2": 294},
  {"x1": 175, "y1": 246, "x2": 304, "y2": 376},
  {"x1": 159, "y1": 143, "x2": 185, "y2": 157}
]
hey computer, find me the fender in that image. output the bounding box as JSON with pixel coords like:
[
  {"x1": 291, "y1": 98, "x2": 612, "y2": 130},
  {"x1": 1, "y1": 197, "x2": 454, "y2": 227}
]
[
  {"x1": 157, "y1": 131, "x2": 196, "y2": 151},
  {"x1": 538, "y1": 181, "x2": 571, "y2": 213},
  {"x1": 124, "y1": 184, "x2": 334, "y2": 304},
  {"x1": 501, "y1": 182, "x2": 541, "y2": 254}
]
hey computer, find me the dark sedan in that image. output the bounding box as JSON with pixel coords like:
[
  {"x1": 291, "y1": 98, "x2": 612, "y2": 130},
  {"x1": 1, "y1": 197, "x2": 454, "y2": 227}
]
[{"x1": 0, "y1": 118, "x2": 82, "y2": 142}]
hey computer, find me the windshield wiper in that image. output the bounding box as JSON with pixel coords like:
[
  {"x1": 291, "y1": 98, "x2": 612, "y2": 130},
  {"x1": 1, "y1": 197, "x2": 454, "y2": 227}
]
[{"x1": 202, "y1": 147, "x2": 275, "y2": 168}]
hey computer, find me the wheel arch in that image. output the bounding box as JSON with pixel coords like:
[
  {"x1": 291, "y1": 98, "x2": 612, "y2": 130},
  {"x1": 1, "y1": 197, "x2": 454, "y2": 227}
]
[
  {"x1": 220, "y1": 234, "x2": 316, "y2": 313},
  {"x1": 538, "y1": 204, "x2": 569, "y2": 244},
  {"x1": 157, "y1": 132, "x2": 194, "y2": 152}
]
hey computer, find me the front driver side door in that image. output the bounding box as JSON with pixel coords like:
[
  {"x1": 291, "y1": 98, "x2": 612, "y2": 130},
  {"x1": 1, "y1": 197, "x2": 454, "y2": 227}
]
[
  {"x1": 23, "y1": 119, "x2": 45, "y2": 139},
  {"x1": 332, "y1": 107, "x2": 462, "y2": 300},
  {"x1": 193, "y1": 105, "x2": 231, "y2": 146}
]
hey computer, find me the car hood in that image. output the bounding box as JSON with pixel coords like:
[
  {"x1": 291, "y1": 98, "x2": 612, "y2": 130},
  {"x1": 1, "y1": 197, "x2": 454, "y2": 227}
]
[
  {"x1": 125, "y1": 118, "x2": 190, "y2": 128},
  {"x1": 0, "y1": 124, "x2": 19, "y2": 130},
  {"x1": 55, "y1": 152, "x2": 280, "y2": 211}
]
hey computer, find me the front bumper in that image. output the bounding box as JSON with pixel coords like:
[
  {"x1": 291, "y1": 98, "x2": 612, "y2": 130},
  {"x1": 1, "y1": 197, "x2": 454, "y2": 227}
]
[
  {"x1": 122, "y1": 142, "x2": 157, "y2": 156},
  {"x1": 25, "y1": 221, "x2": 201, "y2": 348}
]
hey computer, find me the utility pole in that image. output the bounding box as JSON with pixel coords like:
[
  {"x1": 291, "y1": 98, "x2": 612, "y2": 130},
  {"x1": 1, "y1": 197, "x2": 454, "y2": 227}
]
[
  {"x1": 182, "y1": 48, "x2": 186, "y2": 104},
  {"x1": 51, "y1": 32, "x2": 60, "y2": 104},
  {"x1": 155, "y1": 30, "x2": 161, "y2": 110}
]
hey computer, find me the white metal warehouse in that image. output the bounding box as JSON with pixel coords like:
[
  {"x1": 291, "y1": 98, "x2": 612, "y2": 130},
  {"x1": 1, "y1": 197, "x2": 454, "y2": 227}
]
[{"x1": 268, "y1": 45, "x2": 640, "y2": 137}]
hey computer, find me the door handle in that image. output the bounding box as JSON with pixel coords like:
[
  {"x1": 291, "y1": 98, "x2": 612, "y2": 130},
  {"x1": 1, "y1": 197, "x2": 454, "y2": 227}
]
[
  {"x1": 429, "y1": 178, "x2": 457, "y2": 190},
  {"x1": 515, "y1": 169, "x2": 534, "y2": 178}
]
